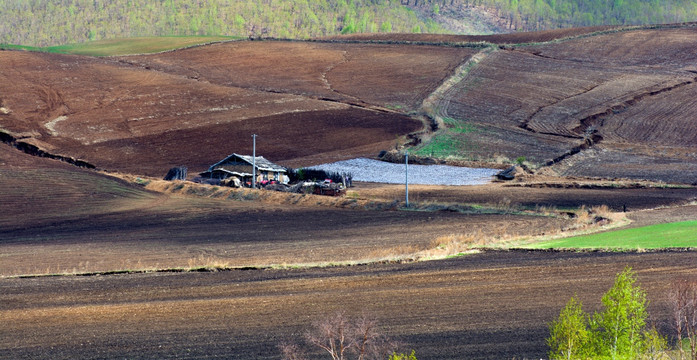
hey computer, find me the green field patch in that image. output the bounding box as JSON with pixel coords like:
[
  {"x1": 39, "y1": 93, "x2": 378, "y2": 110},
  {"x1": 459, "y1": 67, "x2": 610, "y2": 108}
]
[
  {"x1": 443, "y1": 116, "x2": 477, "y2": 134},
  {"x1": 2, "y1": 36, "x2": 237, "y2": 56},
  {"x1": 527, "y1": 221, "x2": 697, "y2": 249},
  {"x1": 414, "y1": 132, "x2": 466, "y2": 158},
  {"x1": 414, "y1": 117, "x2": 477, "y2": 158}
]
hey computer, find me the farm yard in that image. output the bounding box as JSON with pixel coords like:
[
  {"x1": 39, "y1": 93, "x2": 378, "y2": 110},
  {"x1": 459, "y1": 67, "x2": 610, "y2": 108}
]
[{"x1": 1, "y1": 23, "x2": 697, "y2": 360}]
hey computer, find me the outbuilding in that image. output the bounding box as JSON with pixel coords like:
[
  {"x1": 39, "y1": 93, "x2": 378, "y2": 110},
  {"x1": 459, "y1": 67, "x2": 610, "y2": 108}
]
[{"x1": 200, "y1": 153, "x2": 288, "y2": 186}]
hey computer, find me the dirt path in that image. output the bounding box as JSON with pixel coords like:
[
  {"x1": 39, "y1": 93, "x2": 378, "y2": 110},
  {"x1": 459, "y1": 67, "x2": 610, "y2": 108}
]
[{"x1": 420, "y1": 46, "x2": 495, "y2": 133}]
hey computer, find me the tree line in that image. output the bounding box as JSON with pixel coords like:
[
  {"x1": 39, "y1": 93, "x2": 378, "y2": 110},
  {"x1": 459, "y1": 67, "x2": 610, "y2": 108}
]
[
  {"x1": 3, "y1": 0, "x2": 694, "y2": 47},
  {"x1": 0, "y1": 0, "x2": 442, "y2": 47}
]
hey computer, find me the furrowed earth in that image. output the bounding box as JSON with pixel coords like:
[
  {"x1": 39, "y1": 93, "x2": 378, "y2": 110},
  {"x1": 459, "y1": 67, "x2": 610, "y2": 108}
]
[
  {"x1": 3, "y1": 251, "x2": 697, "y2": 359},
  {"x1": 1, "y1": 24, "x2": 697, "y2": 360}
]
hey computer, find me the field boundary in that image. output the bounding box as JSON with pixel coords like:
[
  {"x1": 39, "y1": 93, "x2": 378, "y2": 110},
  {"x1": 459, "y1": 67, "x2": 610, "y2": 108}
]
[
  {"x1": 0, "y1": 130, "x2": 96, "y2": 169},
  {"x1": 7, "y1": 247, "x2": 696, "y2": 280}
]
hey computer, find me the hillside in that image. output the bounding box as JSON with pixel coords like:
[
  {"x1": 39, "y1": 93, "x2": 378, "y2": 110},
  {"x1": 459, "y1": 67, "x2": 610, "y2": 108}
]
[
  {"x1": 3, "y1": 0, "x2": 697, "y2": 47},
  {"x1": 407, "y1": 0, "x2": 697, "y2": 32},
  {"x1": 1, "y1": 24, "x2": 696, "y2": 183},
  {"x1": 0, "y1": 0, "x2": 445, "y2": 47}
]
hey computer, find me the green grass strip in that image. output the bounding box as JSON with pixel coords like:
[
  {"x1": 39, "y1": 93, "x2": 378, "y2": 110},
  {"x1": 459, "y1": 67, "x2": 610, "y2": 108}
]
[
  {"x1": 2, "y1": 36, "x2": 237, "y2": 57},
  {"x1": 528, "y1": 221, "x2": 697, "y2": 249}
]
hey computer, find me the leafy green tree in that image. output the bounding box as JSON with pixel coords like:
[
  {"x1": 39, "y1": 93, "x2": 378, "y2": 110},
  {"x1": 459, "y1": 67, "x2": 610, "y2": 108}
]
[
  {"x1": 590, "y1": 267, "x2": 648, "y2": 359},
  {"x1": 547, "y1": 295, "x2": 591, "y2": 360},
  {"x1": 548, "y1": 268, "x2": 667, "y2": 360}
]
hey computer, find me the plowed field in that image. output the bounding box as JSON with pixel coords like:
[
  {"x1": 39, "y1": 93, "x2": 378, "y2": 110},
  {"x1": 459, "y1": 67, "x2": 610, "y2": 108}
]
[
  {"x1": 2, "y1": 25, "x2": 697, "y2": 182},
  {"x1": 3, "y1": 25, "x2": 697, "y2": 360},
  {"x1": 123, "y1": 41, "x2": 478, "y2": 112},
  {"x1": 424, "y1": 25, "x2": 697, "y2": 183},
  {"x1": 3, "y1": 251, "x2": 696, "y2": 360}
]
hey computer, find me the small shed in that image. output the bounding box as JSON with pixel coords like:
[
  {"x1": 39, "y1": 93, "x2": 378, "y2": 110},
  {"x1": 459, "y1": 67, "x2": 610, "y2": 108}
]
[{"x1": 201, "y1": 153, "x2": 288, "y2": 185}]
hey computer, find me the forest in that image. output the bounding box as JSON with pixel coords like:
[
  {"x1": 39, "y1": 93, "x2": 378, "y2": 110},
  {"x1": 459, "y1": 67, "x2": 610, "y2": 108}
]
[
  {"x1": 0, "y1": 0, "x2": 441, "y2": 47},
  {"x1": 1, "y1": 0, "x2": 696, "y2": 47}
]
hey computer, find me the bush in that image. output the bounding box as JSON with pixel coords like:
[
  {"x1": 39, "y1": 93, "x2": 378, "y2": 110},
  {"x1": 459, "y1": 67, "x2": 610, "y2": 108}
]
[
  {"x1": 280, "y1": 311, "x2": 400, "y2": 360},
  {"x1": 389, "y1": 350, "x2": 417, "y2": 360},
  {"x1": 288, "y1": 167, "x2": 352, "y2": 186}
]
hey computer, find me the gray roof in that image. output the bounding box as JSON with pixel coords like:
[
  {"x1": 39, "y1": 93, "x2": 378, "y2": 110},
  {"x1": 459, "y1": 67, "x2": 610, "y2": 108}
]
[
  {"x1": 200, "y1": 168, "x2": 252, "y2": 177},
  {"x1": 209, "y1": 153, "x2": 287, "y2": 173}
]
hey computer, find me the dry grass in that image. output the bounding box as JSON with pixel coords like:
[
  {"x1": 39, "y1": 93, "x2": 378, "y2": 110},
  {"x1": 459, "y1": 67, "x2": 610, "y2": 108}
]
[
  {"x1": 405, "y1": 205, "x2": 630, "y2": 260},
  {"x1": 186, "y1": 255, "x2": 231, "y2": 271},
  {"x1": 11, "y1": 256, "x2": 234, "y2": 278},
  {"x1": 99, "y1": 173, "x2": 632, "y2": 268}
]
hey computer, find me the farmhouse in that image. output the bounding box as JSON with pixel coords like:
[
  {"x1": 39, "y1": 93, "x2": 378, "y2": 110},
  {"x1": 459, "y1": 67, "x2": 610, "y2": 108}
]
[{"x1": 199, "y1": 153, "x2": 288, "y2": 186}]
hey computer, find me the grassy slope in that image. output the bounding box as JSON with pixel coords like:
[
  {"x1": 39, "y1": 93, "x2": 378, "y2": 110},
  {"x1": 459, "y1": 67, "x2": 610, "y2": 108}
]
[
  {"x1": 526, "y1": 221, "x2": 697, "y2": 249},
  {"x1": 1, "y1": 36, "x2": 236, "y2": 56}
]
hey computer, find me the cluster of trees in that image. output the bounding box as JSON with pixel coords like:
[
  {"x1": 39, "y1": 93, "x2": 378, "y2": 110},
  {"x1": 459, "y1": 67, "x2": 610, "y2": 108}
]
[
  {"x1": 0, "y1": 0, "x2": 442, "y2": 47},
  {"x1": 548, "y1": 267, "x2": 697, "y2": 360},
  {"x1": 406, "y1": 0, "x2": 697, "y2": 32}
]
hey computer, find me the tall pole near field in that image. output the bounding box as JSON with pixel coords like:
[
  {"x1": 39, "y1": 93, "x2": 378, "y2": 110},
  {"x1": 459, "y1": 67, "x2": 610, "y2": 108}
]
[
  {"x1": 252, "y1": 134, "x2": 257, "y2": 189},
  {"x1": 405, "y1": 150, "x2": 409, "y2": 208}
]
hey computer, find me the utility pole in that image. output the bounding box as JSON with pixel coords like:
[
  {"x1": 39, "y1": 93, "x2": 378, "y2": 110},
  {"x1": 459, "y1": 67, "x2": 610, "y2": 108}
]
[
  {"x1": 405, "y1": 150, "x2": 409, "y2": 208},
  {"x1": 252, "y1": 134, "x2": 257, "y2": 189}
]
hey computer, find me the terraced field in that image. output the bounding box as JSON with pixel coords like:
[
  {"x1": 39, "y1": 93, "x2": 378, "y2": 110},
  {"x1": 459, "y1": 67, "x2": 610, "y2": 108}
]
[
  {"x1": 2, "y1": 25, "x2": 697, "y2": 359},
  {"x1": 419, "y1": 25, "x2": 697, "y2": 183},
  {"x1": 123, "y1": 41, "x2": 479, "y2": 111},
  {"x1": 2, "y1": 24, "x2": 697, "y2": 182}
]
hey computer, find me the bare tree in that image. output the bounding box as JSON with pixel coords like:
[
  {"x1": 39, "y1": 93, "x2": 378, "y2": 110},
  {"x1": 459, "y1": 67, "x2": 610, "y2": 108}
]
[
  {"x1": 669, "y1": 278, "x2": 697, "y2": 360},
  {"x1": 281, "y1": 311, "x2": 400, "y2": 360},
  {"x1": 306, "y1": 311, "x2": 353, "y2": 360},
  {"x1": 279, "y1": 342, "x2": 307, "y2": 360}
]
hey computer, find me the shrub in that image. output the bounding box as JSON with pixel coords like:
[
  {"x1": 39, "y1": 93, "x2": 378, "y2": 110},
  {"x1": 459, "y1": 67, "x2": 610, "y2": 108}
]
[
  {"x1": 389, "y1": 350, "x2": 417, "y2": 360},
  {"x1": 280, "y1": 311, "x2": 400, "y2": 360},
  {"x1": 669, "y1": 278, "x2": 697, "y2": 360},
  {"x1": 288, "y1": 168, "x2": 352, "y2": 185}
]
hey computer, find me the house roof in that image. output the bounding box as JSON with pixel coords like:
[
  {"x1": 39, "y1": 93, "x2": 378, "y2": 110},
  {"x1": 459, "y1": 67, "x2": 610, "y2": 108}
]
[
  {"x1": 209, "y1": 153, "x2": 287, "y2": 173},
  {"x1": 199, "y1": 168, "x2": 252, "y2": 178}
]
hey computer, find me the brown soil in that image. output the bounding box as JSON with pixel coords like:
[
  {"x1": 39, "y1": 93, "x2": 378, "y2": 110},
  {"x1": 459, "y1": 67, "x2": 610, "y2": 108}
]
[
  {"x1": 0, "y1": 48, "x2": 423, "y2": 176},
  {"x1": 2, "y1": 26, "x2": 696, "y2": 182},
  {"x1": 434, "y1": 26, "x2": 697, "y2": 183},
  {"x1": 0, "y1": 154, "x2": 572, "y2": 276},
  {"x1": 3, "y1": 251, "x2": 696, "y2": 359},
  {"x1": 3, "y1": 25, "x2": 697, "y2": 359},
  {"x1": 353, "y1": 182, "x2": 697, "y2": 211},
  {"x1": 124, "y1": 41, "x2": 478, "y2": 112},
  {"x1": 1, "y1": 146, "x2": 695, "y2": 277}
]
